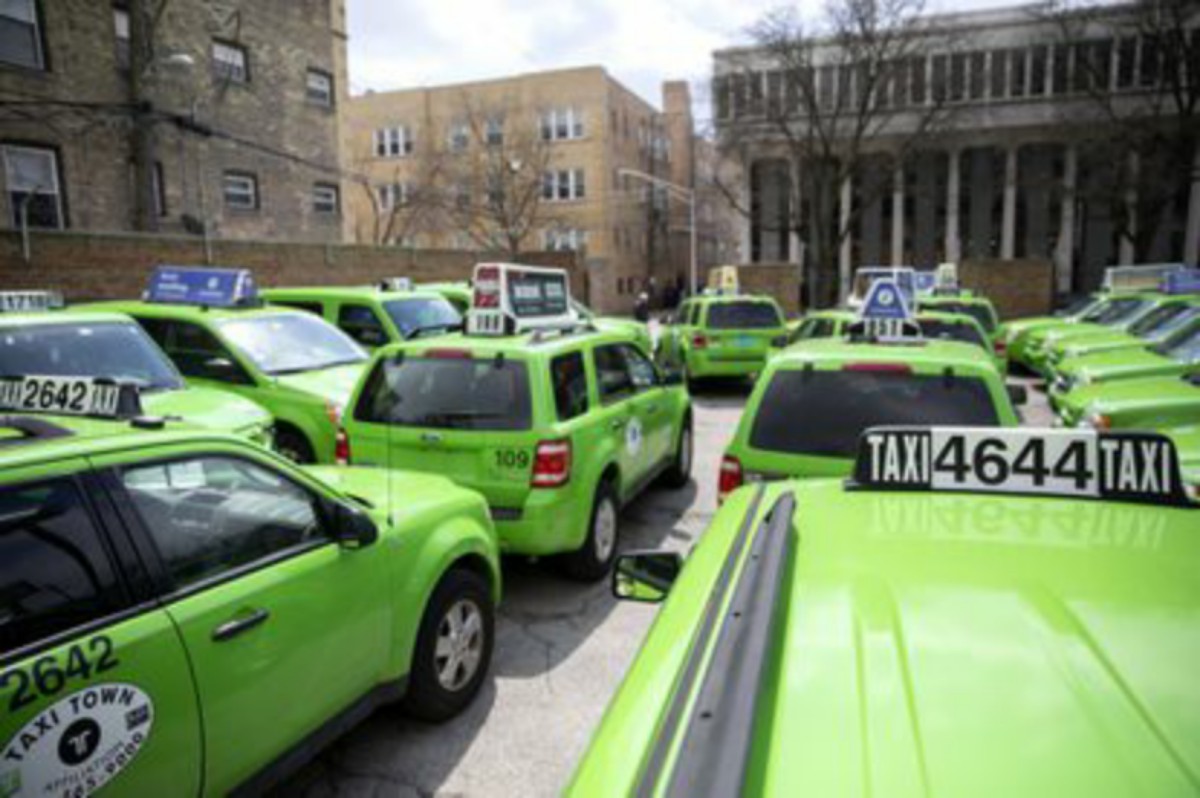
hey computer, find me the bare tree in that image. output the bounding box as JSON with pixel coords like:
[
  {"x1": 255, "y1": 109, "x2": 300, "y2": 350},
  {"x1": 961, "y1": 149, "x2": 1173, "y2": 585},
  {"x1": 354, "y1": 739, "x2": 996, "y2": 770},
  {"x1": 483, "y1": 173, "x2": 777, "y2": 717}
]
[
  {"x1": 715, "y1": 0, "x2": 960, "y2": 306},
  {"x1": 352, "y1": 152, "x2": 445, "y2": 246},
  {"x1": 1043, "y1": 0, "x2": 1199, "y2": 266}
]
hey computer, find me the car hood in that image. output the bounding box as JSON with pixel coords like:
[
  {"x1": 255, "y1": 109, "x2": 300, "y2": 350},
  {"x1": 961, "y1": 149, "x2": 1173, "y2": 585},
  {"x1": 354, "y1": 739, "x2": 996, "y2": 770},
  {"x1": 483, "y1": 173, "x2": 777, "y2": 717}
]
[
  {"x1": 303, "y1": 464, "x2": 464, "y2": 519},
  {"x1": 1071, "y1": 348, "x2": 1176, "y2": 380},
  {"x1": 143, "y1": 387, "x2": 270, "y2": 434},
  {"x1": 274, "y1": 363, "x2": 366, "y2": 407}
]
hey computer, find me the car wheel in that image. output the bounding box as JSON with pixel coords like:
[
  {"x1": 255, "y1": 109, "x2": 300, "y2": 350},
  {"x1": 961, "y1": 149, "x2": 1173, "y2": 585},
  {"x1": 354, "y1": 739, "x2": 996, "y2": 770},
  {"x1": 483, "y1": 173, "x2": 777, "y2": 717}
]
[
  {"x1": 661, "y1": 423, "x2": 693, "y2": 489},
  {"x1": 402, "y1": 568, "x2": 494, "y2": 722},
  {"x1": 560, "y1": 479, "x2": 619, "y2": 582},
  {"x1": 274, "y1": 426, "x2": 315, "y2": 464}
]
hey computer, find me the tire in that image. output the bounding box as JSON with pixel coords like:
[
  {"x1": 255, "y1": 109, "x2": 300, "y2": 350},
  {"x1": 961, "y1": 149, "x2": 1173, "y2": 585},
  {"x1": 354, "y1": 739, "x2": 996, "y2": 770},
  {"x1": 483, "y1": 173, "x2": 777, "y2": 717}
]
[
  {"x1": 274, "y1": 425, "x2": 315, "y2": 464},
  {"x1": 402, "y1": 568, "x2": 494, "y2": 722},
  {"x1": 661, "y1": 422, "x2": 693, "y2": 489},
  {"x1": 560, "y1": 479, "x2": 619, "y2": 582}
]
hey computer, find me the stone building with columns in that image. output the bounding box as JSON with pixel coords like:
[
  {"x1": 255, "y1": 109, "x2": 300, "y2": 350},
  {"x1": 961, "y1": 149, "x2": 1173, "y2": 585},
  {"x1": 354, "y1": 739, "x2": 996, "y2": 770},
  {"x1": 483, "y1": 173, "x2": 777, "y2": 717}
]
[{"x1": 712, "y1": 2, "x2": 1200, "y2": 298}]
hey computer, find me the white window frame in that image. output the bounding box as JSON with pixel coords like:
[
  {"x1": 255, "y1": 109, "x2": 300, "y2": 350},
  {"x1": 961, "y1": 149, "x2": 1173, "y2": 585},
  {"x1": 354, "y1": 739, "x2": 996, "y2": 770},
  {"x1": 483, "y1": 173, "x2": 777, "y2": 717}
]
[
  {"x1": 540, "y1": 108, "x2": 585, "y2": 141},
  {"x1": 113, "y1": 7, "x2": 130, "y2": 68},
  {"x1": 222, "y1": 171, "x2": 258, "y2": 211},
  {"x1": 376, "y1": 182, "x2": 408, "y2": 211},
  {"x1": 306, "y1": 69, "x2": 334, "y2": 107},
  {"x1": 212, "y1": 39, "x2": 249, "y2": 83},
  {"x1": 485, "y1": 117, "x2": 504, "y2": 146},
  {"x1": 313, "y1": 183, "x2": 339, "y2": 214},
  {"x1": 0, "y1": 0, "x2": 44, "y2": 71},
  {"x1": 542, "y1": 169, "x2": 585, "y2": 202},
  {"x1": 448, "y1": 122, "x2": 470, "y2": 153},
  {"x1": 373, "y1": 126, "x2": 412, "y2": 158},
  {"x1": 2, "y1": 144, "x2": 64, "y2": 229},
  {"x1": 544, "y1": 228, "x2": 587, "y2": 252}
]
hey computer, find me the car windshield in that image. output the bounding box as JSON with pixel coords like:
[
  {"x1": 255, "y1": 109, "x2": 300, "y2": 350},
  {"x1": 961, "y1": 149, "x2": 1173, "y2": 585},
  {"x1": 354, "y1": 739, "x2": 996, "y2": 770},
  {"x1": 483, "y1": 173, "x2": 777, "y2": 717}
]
[
  {"x1": 355, "y1": 356, "x2": 531, "y2": 431},
  {"x1": 384, "y1": 297, "x2": 462, "y2": 338},
  {"x1": 1083, "y1": 297, "x2": 1148, "y2": 325},
  {"x1": 1156, "y1": 323, "x2": 1200, "y2": 363},
  {"x1": 706, "y1": 301, "x2": 781, "y2": 330},
  {"x1": 0, "y1": 321, "x2": 183, "y2": 392},
  {"x1": 749, "y1": 368, "x2": 1001, "y2": 458},
  {"x1": 219, "y1": 313, "x2": 366, "y2": 375},
  {"x1": 1058, "y1": 294, "x2": 1099, "y2": 317},
  {"x1": 927, "y1": 301, "x2": 995, "y2": 333},
  {"x1": 1130, "y1": 304, "x2": 1199, "y2": 338},
  {"x1": 917, "y1": 319, "x2": 986, "y2": 349}
]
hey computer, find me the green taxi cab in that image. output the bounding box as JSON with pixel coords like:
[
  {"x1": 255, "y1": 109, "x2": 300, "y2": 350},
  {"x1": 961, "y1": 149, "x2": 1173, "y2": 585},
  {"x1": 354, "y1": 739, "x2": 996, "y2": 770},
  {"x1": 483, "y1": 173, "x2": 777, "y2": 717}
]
[
  {"x1": 1002, "y1": 293, "x2": 1102, "y2": 368},
  {"x1": 570, "y1": 426, "x2": 1198, "y2": 797},
  {"x1": 0, "y1": 307, "x2": 272, "y2": 444},
  {"x1": 1022, "y1": 292, "x2": 1162, "y2": 375},
  {"x1": 918, "y1": 292, "x2": 1001, "y2": 343},
  {"x1": 342, "y1": 263, "x2": 692, "y2": 581},
  {"x1": 83, "y1": 267, "x2": 370, "y2": 464},
  {"x1": 1051, "y1": 317, "x2": 1200, "y2": 412},
  {"x1": 1062, "y1": 371, "x2": 1200, "y2": 429},
  {"x1": 1042, "y1": 291, "x2": 1199, "y2": 375},
  {"x1": 262, "y1": 284, "x2": 462, "y2": 349},
  {"x1": 656, "y1": 294, "x2": 788, "y2": 383},
  {"x1": 0, "y1": 393, "x2": 500, "y2": 797},
  {"x1": 419, "y1": 281, "x2": 473, "y2": 313}
]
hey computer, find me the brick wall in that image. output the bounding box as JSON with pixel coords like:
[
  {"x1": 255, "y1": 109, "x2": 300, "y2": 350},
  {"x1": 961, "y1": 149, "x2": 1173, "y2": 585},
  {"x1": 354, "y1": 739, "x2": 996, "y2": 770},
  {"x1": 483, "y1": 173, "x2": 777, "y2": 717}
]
[
  {"x1": 0, "y1": 230, "x2": 580, "y2": 303},
  {"x1": 959, "y1": 258, "x2": 1055, "y2": 320}
]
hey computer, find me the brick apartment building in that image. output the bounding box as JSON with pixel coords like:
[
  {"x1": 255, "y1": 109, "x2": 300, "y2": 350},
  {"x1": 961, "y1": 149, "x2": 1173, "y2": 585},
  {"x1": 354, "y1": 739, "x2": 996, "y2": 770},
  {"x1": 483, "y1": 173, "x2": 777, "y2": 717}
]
[
  {"x1": 0, "y1": 0, "x2": 350, "y2": 244},
  {"x1": 346, "y1": 67, "x2": 733, "y2": 312}
]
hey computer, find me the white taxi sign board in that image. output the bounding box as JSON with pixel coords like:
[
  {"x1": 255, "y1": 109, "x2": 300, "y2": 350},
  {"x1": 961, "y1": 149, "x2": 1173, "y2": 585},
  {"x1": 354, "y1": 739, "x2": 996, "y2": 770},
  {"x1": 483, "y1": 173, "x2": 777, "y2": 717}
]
[
  {"x1": 467, "y1": 263, "x2": 574, "y2": 336},
  {"x1": 0, "y1": 291, "x2": 63, "y2": 313},
  {"x1": 848, "y1": 266, "x2": 916, "y2": 309},
  {"x1": 1102, "y1": 263, "x2": 1184, "y2": 293},
  {"x1": 853, "y1": 426, "x2": 1191, "y2": 507},
  {"x1": 0, "y1": 376, "x2": 139, "y2": 419}
]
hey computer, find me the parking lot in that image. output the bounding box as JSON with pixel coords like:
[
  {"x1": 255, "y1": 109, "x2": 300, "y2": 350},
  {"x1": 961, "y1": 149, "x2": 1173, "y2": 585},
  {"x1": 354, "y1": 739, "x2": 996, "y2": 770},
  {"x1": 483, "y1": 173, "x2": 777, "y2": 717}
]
[{"x1": 278, "y1": 375, "x2": 1054, "y2": 798}]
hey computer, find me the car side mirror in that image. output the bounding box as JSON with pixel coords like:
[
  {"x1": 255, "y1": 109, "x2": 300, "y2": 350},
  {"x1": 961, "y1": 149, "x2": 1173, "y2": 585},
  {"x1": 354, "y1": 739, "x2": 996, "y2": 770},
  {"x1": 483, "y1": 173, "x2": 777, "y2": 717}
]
[
  {"x1": 1008, "y1": 384, "x2": 1028, "y2": 406},
  {"x1": 331, "y1": 501, "x2": 378, "y2": 548},
  {"x1": 661, "y1": 368, "x2": 685, "y2": 387},
  {"x1": 612, "y1": 550, "x2": 682, "y2": 603}
]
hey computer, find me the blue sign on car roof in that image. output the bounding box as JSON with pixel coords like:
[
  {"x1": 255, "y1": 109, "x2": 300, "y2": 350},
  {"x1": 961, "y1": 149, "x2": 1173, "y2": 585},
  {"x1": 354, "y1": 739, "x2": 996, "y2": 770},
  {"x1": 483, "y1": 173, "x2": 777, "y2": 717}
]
[
  {"x1": 146, "y1": 266, "x2": 258, "y2": 308},
  {"x1": 860, "y1": 278, "x2": 912, "y2": 321},
  {"x1": 1161, "y1": 268, "x2": 1200, "y2": 296}
]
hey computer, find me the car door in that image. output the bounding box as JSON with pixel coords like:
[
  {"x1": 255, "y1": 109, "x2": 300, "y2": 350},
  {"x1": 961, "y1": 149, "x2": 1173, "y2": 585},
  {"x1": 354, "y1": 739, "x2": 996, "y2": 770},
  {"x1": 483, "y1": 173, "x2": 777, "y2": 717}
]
[
  {"x1": 591, "y1": 343, "x2": 651, "y2": 494},
  {"x1": 620, "y1": 343, "x2": 673, "y2": 472},
  {"x1": 140, "y1": 318, "x2": 258, "y2": 391},
  {"x1": 0, "y1": 470, "x2": 202, "y2": 798},
  {"x1": 109, "y1": 453, "x2": 390, "y2": 796}
]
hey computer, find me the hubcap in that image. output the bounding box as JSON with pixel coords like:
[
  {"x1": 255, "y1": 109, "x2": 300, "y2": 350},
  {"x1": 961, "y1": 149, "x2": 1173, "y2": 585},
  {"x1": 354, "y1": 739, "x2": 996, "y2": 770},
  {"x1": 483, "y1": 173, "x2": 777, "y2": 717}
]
[
  {"x1": 434, "y1": 599, "x2": 485, "y2": 692},
  {"x1": 593, "y1": 497, "x2": 617, "y2": 563}
]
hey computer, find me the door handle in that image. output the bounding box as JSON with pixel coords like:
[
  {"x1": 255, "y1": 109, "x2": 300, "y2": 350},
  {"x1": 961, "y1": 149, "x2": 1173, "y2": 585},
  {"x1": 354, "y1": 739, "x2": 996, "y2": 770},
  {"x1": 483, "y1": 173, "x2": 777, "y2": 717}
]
[{"x1": 212, "y1": 608, "x2": 270, "y2": 642}]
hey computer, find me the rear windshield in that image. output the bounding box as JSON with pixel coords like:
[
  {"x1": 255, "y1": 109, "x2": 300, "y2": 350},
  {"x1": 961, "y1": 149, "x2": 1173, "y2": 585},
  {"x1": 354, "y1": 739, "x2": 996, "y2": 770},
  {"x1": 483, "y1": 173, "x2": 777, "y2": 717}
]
[
  {"x1": 749, "y1": 369, "x2": 1001, "y2": 458},
  {"x1": 384, "y1": 297, "x2": 462, "y2": 338},
  {"x1": 928, "y1": 301, "x2": 996, "y2": 333},
  {"x1": 706, "y1": 302, "x2": 781, "y2": 330},
  {"x1": 0, "y1": 322, "x2": 184, "y2": 392},
  {"x1": 918, "y1": 319, "x2": 986, "y2": 349},
  {"x1": 1083, "y1": 297, "x2": 1147, "y2": 325},
  {"x1": 355, "y1": 356, "x2": 531, "y2": 431}
]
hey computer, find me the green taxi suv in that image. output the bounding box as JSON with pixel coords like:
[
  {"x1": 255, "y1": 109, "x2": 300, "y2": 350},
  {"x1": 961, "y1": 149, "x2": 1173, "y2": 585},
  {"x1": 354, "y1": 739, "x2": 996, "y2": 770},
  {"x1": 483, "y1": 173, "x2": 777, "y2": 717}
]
[
  {"x1": 262, "y1": 285, "x2": 463, "y2": 349},
  {"x1": 656, "y1": 294, "x2": 787, "y2": 383},
  {"x1": 570, "y1": 426, "x2": 1199, "y2": 797},
  {"x1": 1051, "y1": 315, "x2": 1200, "y2": 403},
  {"x1": 0, "y1": 391, "x2": 500, "y2": 797},
  {"x1": 342, "y1": 264, "x2": 692, "y2": 581},
  {"x1": 1022, "y1": 292, "x2": 1163, "y2": 376},
  {"x1": 917, "y1": 292, "x2": 1001, "y2": 343},
  {"x1": 1063, "y1": 371, "x2": 1200, "y2": 431},
  {"x1": 0, "y1": 306, "x2": 272, "y2": 444},
  {"x1": 1002, "y1": 293, "x2": 1103, "y2": 369},
  {"x1": 83, "y1": 267, "x2": 370, "y2": 464}
]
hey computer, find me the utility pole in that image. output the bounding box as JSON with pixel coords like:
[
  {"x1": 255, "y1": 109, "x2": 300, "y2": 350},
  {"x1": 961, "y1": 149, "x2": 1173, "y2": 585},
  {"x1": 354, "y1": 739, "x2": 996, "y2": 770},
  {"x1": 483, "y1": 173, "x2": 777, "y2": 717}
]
[{"x1": 128, "y1": 0, "x2": 159, "y2": 232}]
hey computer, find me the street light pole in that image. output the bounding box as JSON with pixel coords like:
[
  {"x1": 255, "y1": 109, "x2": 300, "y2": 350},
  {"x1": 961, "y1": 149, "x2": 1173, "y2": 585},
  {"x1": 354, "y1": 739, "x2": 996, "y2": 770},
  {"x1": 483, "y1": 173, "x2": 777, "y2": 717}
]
[{"x1": 618, "y1": 168, "x2": 697, "y2": 297}]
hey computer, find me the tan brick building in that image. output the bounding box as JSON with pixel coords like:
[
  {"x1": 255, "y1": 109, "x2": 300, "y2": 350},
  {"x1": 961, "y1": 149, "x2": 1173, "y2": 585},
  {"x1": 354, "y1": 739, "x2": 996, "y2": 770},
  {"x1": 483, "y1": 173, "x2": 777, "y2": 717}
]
[
  {"x1": 0, "y1": 0, "x2": 350, "y2": 244},
  {"x1": 346, "y1": 67, "x2": 720, "y2": 313}
]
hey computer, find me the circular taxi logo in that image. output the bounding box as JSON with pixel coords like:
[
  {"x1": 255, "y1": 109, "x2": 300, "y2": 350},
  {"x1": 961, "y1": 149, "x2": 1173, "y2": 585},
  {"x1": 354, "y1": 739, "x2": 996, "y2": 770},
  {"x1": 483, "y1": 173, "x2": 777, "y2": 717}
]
[
  {"x1": 877, "y1": 288, "x2": 895, "y2": 306},
  {"x1": 1, "y1": 682, "x2": 155, "y2": 797},
  {"x1": 625, "y1": 417, "x2": 643, "y2": 456}
]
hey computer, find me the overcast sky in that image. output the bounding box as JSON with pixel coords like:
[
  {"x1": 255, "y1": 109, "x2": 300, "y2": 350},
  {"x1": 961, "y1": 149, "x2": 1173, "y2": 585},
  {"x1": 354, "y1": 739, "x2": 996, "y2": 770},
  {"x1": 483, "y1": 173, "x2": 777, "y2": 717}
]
[{"x1": 347, "y1": 0, "x2": 1015, "y2": 124}]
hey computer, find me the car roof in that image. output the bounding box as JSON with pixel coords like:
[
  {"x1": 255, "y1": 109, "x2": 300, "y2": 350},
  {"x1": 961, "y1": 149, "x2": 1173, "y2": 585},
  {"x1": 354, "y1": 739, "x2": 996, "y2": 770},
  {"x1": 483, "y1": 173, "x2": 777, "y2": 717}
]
[
  {"x1": 692, "y1": 294, "x2": 781, "y2": 305},
  {"x1": 777, "y1": 336, "x2": 997, "y2": 372},
  {"x1": 261, "y1": 286, "x2": 447, "y2": 302},
  {"x1": 379, "y1": 325, "x2": 633, "y2": 358},
  {"x1": 80, "y1": 300, "x2": 301, "y2": 322},
  {"x1": 0, "y1": 310, "x2": 136, "y2": 327}
]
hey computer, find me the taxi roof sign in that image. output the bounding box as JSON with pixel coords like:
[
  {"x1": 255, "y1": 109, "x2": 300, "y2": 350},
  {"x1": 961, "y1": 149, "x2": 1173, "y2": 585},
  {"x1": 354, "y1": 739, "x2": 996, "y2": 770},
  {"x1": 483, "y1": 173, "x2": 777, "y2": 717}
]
[
  {"x1": 0, "y1": 291, "x2": 64, "y2": 313},
  {"x1": 934, "y1": 262, "x2": 959, "y2": 293},
  {"x1": 1161, "y1": 268, "x2": 1200, "y2": 295},
  {"x1": 381, "y1": 277, "x2": 413, "y2": 292},
  {"x1": 852, "y1": 278, "x2": 919, "y2": 341},
  {"x1": 146, "y1": 265, "x2": 258, "y2": 308},
  {"x1": 914, "y1": 271, "x2": 937, "y2": 295},
  {"x1": 467, "y1": 263, "x2": 575, "y2": 336},
  {"x1": 1102, "y1": 263, "x2": 1184, "y2": 293},
  {"x1": 0, "y1": 376, "x2": 145, "y2": 420},
  {"x1": 848, "y1": 266, "x2": 916, "y2": 309}
]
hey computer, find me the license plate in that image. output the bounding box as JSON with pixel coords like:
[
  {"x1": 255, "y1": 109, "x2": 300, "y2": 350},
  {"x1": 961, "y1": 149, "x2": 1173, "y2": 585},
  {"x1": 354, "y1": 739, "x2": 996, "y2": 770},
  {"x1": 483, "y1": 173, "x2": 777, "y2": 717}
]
[
  {"x1": 734, "y1": 335, "x2": 755, "y2": 348},
  {"x1": 0, "y1": 376, "x2": 123, "y2": 417},
  {"x1": 854, "y1": 426, "x2": 1189, "y2": 507}
]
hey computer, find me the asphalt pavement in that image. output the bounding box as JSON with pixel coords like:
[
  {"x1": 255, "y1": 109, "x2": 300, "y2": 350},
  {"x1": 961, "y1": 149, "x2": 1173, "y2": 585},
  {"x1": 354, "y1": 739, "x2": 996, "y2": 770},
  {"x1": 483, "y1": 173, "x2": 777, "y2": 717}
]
[{"x1": 276, "y1": 374, "x2": 1054, "y2": 798}]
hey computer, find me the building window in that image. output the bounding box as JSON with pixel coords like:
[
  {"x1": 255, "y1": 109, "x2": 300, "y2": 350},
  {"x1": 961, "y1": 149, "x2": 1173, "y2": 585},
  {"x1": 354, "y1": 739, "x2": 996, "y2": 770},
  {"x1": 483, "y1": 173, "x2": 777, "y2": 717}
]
[
  {"x1": 373, "y1": 126, "x2": 412, "y2": 158},
  {"x1": 1116, "y1": 37, "x2": 1137, "y2": 89},
  {"x1": 540, "y1": 108, "x2": 584, "y2": 141},
  {"x1": 376, "y1": 182, "x2": 407, "y2": 210},
  {"x1": 3, "y1": 144, "x2": 63, "y2": 228},
  {"x1": 313, "y1": 183, "x2": 339, "y2": 214},
  {"x1": 222, "y1": 171, "x2": 258, "y2": 210},
  {"x1": 544, "y1": 228, "x2": 587, "y2": 251},
  {"x1": 1029, "y1": 46, "x2": 1048, "y2": 96},
  {"x1": 1010, "y1": 48, "x2": 1027, "y2": 97},
  {"x1": 968, "y1": 51, "x2": 985, "y2": 100},
  {"x1": 989, "y1": 50, "x2": 1008, "y2": 99},
  {"x1": 485, "y1": 117, "x2": 503, "y2": 146},
  {"x1": 306, "y1": 69, "x2": 333, "y2": 107},
  {"x1": 909, "y1": 57, "x2": 927, "y2": 105},
  {"x1": 1051, "y1": 44, "x2": 1069, "y2": 95},
  {"x1": 542, "y1": 169, "x2": 585, "y2": 202},
  {"x1": 153, "y1": 160, "x2": 166, "y2": 217},
  {"x1": 212, "y1": 39, "x2": 249, "y2": 83},
  {"x1": 448, "y1": 122, "x2": 470, "y2": 153},
  {"x1": 0, "y1": 0, "x2": 43, "y2": 70},
  {"x1": 113, "y1": 6, "x2": 130, "y2": 69}
]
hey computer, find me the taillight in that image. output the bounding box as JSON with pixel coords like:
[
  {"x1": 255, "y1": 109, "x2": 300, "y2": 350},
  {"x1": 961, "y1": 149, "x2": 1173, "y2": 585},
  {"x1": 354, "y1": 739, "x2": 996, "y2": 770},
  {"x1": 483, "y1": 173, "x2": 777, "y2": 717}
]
[
  {"x1": 843, "y1": 362, "x2": 912, "y2": 374},
  {"x1": 993, "y1": 339, "x2": 1007, "y2": 357},
  {"x1": 691, "y1": 333, "x2": 708, "y2": 349},
  {"x1": 335, "y1": 428, "x2": 351, "y2": 466},
  {"x1": 718, "y1": 455, "x2": 743, "y2": 503},
  {"x1": 532, "y1": 439, "x2": 571, "y2": 488}
]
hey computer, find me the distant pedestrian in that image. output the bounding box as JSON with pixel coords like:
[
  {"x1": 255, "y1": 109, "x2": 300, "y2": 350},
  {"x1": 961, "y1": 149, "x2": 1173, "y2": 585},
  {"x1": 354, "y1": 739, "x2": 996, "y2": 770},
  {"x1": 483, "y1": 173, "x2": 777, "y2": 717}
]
[{"x1": 634, "y1": 291, "x2": 650, "y2": 322}]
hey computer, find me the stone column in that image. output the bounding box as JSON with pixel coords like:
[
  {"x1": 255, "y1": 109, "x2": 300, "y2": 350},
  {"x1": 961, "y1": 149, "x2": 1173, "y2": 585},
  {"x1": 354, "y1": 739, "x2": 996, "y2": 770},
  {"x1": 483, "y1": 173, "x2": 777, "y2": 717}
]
[
  {"x1": 892, "y1": 162, "x2": 905, "y2": 265},
  {"x1": 1001, "y1": 146, "x2": 1018, "y2": 259},
  {"x1": 1185, "y1": 144, "x2": 1200, "y2": 266},
  {"x1": 1056, "y1": 145, "x2": 1078, "y2": 294},
  {"x1": 946, "y1": 148, "x2": 961, "y2": 262},
  {"x1": 839, "y1": 175, "x2": 853, "y2": 301}
]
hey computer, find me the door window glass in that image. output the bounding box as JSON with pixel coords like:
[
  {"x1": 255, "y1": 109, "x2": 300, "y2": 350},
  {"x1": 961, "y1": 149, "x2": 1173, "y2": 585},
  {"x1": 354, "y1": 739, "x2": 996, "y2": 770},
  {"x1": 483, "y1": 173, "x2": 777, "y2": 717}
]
[
  {"x1": 620, "y1": 344, "x2": 658, "y2": 391},
  {"x1": 121, "y1": 457, "x2": 324, "y2": 590},
  {"x1": 593, "y1": 344, "x2": 634, "y2": 403},
  {"x1": 0, "y1": 479, "x2": 125, "y2": 653},
  {"x1": 337, "y1": 304, "x2": 389, "y2": 347},
  {"x1": 158, "y1": 321, "x2": 251, "y2": 384},
  {"x1": 550, "y1": 351, "x2": 589, "y2": 421}
]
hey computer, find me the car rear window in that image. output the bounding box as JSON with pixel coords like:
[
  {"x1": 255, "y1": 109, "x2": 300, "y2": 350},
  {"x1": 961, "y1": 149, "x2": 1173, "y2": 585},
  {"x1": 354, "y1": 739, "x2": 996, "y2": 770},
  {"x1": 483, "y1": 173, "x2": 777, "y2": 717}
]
[
  {"x1": 1083, "y1": 297, "x2": 1147, "y2": 325},
  {"x1": 918, "y1": 319, "x2": 986, "y2": 349},
  {"x1": 1128, "y1": 303, "x2": 1194, "y2": 337},
  {"x1": 705, "y1": 302, "x2": 781, "y2": 330},
  {"x1": 749, "y1": 369, "x2": 1001, "y2": 458},
  {"x1": 355, "y1": 355, "x2": 531, "y2": 430}
]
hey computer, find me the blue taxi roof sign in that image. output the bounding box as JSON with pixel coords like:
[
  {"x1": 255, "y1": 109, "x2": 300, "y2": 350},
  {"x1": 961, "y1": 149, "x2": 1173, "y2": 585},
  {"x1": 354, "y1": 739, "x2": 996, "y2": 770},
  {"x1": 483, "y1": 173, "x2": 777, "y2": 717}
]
[
  {"x1": 1161, "y1": 268, "x2": 1200, "y2": 295},
  {"x1": 0, "y1": 291, "x2": 64, "y2": 313},
  {"x1": 860, "y1": 278, "x2": 912, "y2": 321},
  {"x1": 145, "y1": 265, "x2": 258, "y2": 308}
]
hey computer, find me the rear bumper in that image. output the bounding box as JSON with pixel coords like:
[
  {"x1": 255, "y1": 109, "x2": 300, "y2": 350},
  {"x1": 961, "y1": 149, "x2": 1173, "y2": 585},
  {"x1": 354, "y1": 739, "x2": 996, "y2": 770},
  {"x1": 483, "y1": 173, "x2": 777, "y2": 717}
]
[
  {"x1": 492, "y1": 487, "x2": 589, "y2": 556},
  {"x1": 687, "y1": 352, "x2": 766, "y2": 378}
]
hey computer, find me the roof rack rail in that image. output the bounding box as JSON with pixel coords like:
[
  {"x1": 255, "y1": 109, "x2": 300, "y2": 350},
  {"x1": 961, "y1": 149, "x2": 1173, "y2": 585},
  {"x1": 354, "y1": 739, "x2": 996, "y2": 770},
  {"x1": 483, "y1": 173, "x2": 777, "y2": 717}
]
[{"x1": 529, "y1": 321, "x2": 597, "y2": 344}]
